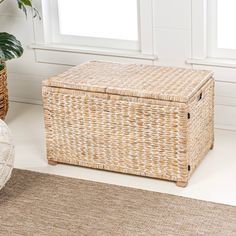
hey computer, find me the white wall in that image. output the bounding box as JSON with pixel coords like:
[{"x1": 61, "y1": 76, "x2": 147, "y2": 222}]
[{"x1": 0, "y1": 0, "x2": 236, "y2": 130}]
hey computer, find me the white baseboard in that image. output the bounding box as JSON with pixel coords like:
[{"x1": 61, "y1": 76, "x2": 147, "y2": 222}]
[
  {"x1": 215, "y1": 124, "x2": 236, "y2": 132},
  {"x1": 7, "y1": 72, "x2": 43, "y2": 102},
  {"x1": 215, "y1": 104, "x2": 236, "y2": 131},
  {"x1": 9, "y1": 97, "x2": 42, "y2": 105}
]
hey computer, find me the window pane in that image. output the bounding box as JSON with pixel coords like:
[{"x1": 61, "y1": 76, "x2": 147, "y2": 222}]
[
  {"x1": 217, "y1": 0, "x2": 236, "y2": 49},
  {"x1": 57, "y1": 0, "x2": 138, "y2": 41}
]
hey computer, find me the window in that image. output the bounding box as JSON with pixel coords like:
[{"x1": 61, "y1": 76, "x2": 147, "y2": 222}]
[
  {"x1": 40, "y1": 0, "x2": 154, "y2": 54},
  {"x1": 208, "y1": 0, "x2": 236, "y2": 59},
  {"x1": 58, "y1": 0, "x2": 138, "y2": 41}
]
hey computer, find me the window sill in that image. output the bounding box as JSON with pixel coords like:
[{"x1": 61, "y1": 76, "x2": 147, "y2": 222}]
[
  {"x1": 186, "y1": 58, "x2": 236, "y2": 69},
  {"x1": 30, "y1": 43, "x2": 157, "y2": 61}
]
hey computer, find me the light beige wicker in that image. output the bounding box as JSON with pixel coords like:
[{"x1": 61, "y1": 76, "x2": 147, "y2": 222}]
[
  {"x1": 0, "y1": 65, "x2": 8, "y2": 120},
  {"x1": 42, "y1": 61, "x2": 214, "y2": 187},
  {"x1": 0, "y1": 119, "x2": 14, "y2": 190}
]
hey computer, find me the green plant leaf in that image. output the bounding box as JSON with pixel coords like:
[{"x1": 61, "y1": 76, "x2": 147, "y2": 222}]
[
  {"x1": 17, "y1": 1, "x2": 27, "y2": 17},
  {"x1": 16, "y1": 0, "x2": 41, "y2": 19},
  {"x1": 0, "y1": 32, "x2": 23, "y2": 62},
  {"x1": 19, "y1": 0, "x2": 32, "y2": 6}
]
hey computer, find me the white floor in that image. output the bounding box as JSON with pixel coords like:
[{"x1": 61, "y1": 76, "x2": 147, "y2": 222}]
[{"x1": 6, "y1": 101, "x2": 236, "y2": 206}]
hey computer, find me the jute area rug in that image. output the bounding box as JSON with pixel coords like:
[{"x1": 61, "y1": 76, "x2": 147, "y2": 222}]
[{"x1": 0, "y1": 169, "x2": 235, "y2": 236}]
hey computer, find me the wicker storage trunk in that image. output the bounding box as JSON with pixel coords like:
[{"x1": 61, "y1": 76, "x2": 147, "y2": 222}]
[{"x1": 43, "y1": 61, "x2": 214, "y2": 187}]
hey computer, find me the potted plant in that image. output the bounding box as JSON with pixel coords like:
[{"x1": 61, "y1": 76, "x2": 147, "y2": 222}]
[{"x1": 0, "y1": 0, "x2": 39, "y2": 120}]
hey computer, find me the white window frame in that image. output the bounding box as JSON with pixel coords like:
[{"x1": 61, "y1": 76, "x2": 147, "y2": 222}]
[
  {"x1": 32, "y1": 0, "x2": 155, "y2": 57},
  {"x1": 188, "y1": 0, "x2": 236, "y2": 67},
  {"x1": 50, "y1": 0, "x2": 139, "y2": 51},
  {"x1": 191, "y1": 0, "x2": 208, "y2": 60},
  {"x1": 208, "y1": 0, "x2": 236, "y2": 60}
]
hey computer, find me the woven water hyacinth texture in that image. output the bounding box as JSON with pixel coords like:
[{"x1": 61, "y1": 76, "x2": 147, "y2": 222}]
[
  {"x1": 0, "y1": 120, "x2": 14, "y2": 190},
  {"x1": 43, "y1": 61, "x2": 214, "y2": 186},
  {"x1": 0, "y1": 67, "x2": 8, "y2": 120},
  {"x1": 45, "y1": 61, "x2": 213, "y2": 102}
]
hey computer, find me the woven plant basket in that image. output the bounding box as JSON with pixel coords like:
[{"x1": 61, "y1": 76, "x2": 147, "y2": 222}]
[
  {"x1": 0, "y1": 119, "x2": 14, "y2": 190},
  {"x1": 43, "y1": 61, "x2": 214, "y2": 187},
  {"x1": 0, "y1": 65, "x2": 8, "y2": 120}
]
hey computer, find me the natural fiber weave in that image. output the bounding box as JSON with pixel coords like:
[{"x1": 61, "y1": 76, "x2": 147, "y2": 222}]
[
  {"x1": 44, "y1": 61, "x2": 213, "y2": 103},
  {"x1": 0, "y1": 119, "x2": 14, "y2": 190},
  {"x1": 1, "y1": 169, "x2": 236, "y2": 236},
  {"x1": 0, "y1": 66, "x2": 8, "y2": 120},
  {"x1": 43, "y1": 61, "x2": 214, "y2": 186}
]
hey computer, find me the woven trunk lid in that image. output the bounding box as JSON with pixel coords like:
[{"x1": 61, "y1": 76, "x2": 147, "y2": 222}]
[{"x1": 43, "y1": 61, "x2": 213, "y2": 103}]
